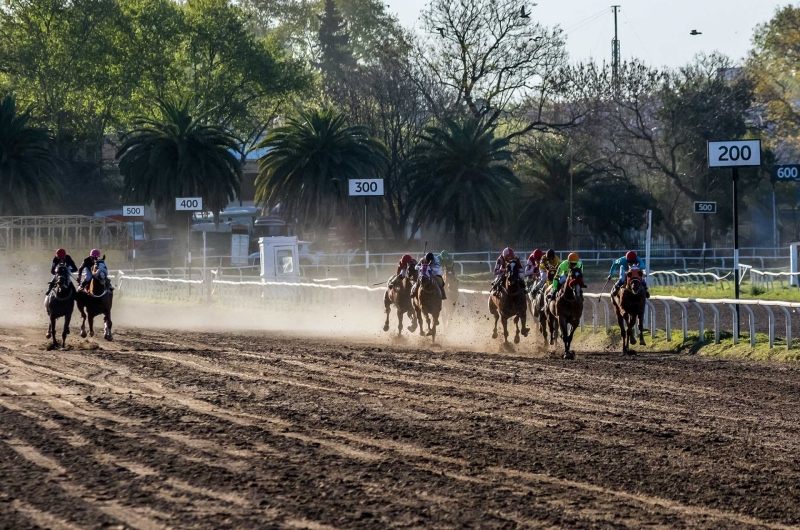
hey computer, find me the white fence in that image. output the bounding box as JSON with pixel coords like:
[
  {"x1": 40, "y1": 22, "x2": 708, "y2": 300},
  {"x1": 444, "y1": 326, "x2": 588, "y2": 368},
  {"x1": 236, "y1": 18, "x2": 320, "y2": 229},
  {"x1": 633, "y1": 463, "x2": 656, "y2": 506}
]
[{"x1": 116, "y1": 273, "x2": 800, "y2": 351}]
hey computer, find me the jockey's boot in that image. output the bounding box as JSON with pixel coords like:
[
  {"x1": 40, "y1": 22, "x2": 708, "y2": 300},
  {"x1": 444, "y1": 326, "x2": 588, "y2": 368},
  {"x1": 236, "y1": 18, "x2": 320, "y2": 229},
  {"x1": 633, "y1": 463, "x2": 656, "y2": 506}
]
[
  {"x1": 611, "y1": 283, "x2": 621, "y2": 298},
  {"x1": 644, "y1": 285, "x2": 651, "y2": 299},
  {"x1": 436, "y1": 276, "x2": 447, "y2": 300},
  {"x1": 387, "y1": 274, "x2": 398, "y2": 289}
]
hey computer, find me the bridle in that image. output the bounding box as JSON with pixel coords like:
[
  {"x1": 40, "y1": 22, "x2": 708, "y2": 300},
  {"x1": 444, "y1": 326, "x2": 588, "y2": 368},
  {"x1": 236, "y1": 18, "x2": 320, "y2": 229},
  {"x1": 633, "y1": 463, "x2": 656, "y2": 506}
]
[{"x1": 52, "y1": 266, "x2": 74, "y2": 300}]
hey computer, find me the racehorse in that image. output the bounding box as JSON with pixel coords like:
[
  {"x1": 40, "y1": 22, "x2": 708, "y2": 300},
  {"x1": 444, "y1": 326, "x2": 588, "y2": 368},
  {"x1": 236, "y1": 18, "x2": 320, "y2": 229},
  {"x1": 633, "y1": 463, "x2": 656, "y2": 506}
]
[
  {"x1": 547, "y1": 270, "x2": 584, "y2": 359},
  {"x1": 383, "y1": 262, "x2": 419, "y2": 336},
  {"x1": 489, "y1": 261, "x2": 529, "y2": 347},
  {"x1": 441, "y1": 265, "x2": 459, "y2": 327},
  {"x1": 612, "y1": 267, "x2": 647, "y2": 355},
  {"x1": 531, "y1": 269, "x2": 557, "y2": 344},
  {"x1": 76, "y1": 258, "x2": 114, "y2": 341},
  {"x1": 412, "y1": 264, "x2": 442, "y2": 343},
  {"x1": 45, "y1": 263, "x2": 75, "y2": 348}
]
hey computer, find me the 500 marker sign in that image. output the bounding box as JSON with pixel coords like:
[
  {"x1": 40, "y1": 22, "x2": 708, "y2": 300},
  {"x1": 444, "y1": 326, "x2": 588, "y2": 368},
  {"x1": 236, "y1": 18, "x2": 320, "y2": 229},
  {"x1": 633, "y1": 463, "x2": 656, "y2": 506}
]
[
  {"x1": 123, "y1": 205, "x2": 144, "y2": 217},
  {"x1": 694, "y1": 201, "x2": 717, "y2": 214}
]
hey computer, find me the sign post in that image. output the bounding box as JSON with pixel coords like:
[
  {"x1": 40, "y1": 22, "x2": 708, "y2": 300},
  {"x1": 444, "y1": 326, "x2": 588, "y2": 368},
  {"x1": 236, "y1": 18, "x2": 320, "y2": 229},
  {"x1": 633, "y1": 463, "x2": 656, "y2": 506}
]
[
  {"x1": 176, "y1": 198, "x2": 203, "y2": 279},
  {"x1": 769, "y1": 165, "x2": 800, "y2": 250},
  {"x1": 349, "y1": 179, "x2": 384, "y2": 285},
  {"x1": 123, "y1": 206, "x2": 145, "y2": 273},
  {"x1": 693, "y1": 202, "x2": 717, "y2": 272},
  {"x1": 707, "y1": 140, "x2": 761, "y2": 338}
]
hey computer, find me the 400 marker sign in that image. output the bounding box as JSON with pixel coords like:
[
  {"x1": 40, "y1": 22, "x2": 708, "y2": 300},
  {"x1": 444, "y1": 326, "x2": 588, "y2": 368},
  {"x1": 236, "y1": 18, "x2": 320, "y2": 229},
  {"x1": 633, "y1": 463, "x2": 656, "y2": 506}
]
[{"x1": 175, "y1": 197, "x2": 203, "y2": 211}]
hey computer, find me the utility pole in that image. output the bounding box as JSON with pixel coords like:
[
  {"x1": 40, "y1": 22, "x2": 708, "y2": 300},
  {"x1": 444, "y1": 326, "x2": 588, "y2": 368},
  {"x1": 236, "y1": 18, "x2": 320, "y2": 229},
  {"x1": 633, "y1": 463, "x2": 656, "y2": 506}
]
[{"x1": 611, "y1": 5, "x2": 621, "y2": 98}]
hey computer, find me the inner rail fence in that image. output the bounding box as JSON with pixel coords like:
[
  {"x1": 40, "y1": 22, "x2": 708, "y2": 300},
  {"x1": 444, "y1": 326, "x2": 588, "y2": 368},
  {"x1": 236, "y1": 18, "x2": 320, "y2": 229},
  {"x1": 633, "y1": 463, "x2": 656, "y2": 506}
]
[{"x1": 116, "y1": 273, "x2": 800, "y2": 351}]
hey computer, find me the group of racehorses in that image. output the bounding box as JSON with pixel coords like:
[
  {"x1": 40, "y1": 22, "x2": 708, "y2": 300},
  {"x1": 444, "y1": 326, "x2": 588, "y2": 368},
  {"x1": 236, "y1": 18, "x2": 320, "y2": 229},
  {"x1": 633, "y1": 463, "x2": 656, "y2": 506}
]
[
  {"x1": 45, "y1": 259, "x2": 114, "y2": 348},
  {"x1": 384, "y1": 259, "x2": 648, "y2": 358}
]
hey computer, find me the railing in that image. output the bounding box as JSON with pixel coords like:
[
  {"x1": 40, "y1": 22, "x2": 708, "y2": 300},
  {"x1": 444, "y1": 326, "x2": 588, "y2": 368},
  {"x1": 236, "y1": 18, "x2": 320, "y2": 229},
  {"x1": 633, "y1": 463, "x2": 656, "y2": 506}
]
[
  {"x1": 648, "y1": 270, "x2": 733, "y2": 289},
  {"x1": 0, "y1": 215, "x2": 130, "y2": 252},
  {"x1": 747, "y1": 267, "x2": 800, "y2": 290},
  {"x1": 116, "y1": 273, "x2": 800, "y2": 351}
]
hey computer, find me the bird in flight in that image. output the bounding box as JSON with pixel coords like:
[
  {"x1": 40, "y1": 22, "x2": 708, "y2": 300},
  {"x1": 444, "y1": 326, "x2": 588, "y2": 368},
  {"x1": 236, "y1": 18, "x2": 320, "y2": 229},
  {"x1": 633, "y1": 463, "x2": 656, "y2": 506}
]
[
  {"x1": 520, "y1": 6, "x2": 530, "y2": 18},
  {"x1": 436, "y1": 27, "x2": 445, "y2": 37},
  {"x1": 690, "y1": 29, "x2": 702, "y2": 35}
]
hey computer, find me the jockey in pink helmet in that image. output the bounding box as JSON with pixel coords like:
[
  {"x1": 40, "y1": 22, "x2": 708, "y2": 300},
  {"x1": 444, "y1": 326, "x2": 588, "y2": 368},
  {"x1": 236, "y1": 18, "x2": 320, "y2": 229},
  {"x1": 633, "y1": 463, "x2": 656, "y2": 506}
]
[
  {"x1": 491, "y1": 247, "x2": 525, "y2": 294},
  {"x1": 78, "y1": 249, "x2": 112, "y2": 291}
]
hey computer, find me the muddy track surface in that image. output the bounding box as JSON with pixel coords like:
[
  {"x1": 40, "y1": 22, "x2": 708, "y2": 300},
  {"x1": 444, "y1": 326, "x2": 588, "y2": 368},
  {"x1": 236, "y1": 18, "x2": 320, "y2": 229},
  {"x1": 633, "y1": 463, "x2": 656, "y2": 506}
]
[{"x1": 2, "y1": 327, "x2": 800, "y2": 529}]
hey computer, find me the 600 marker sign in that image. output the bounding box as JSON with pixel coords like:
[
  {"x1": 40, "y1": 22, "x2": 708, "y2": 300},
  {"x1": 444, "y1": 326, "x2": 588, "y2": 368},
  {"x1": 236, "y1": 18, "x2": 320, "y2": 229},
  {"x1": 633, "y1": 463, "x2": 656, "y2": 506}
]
[{"x1": 771, "y1": 165, "x2": 800, "y2": 182}]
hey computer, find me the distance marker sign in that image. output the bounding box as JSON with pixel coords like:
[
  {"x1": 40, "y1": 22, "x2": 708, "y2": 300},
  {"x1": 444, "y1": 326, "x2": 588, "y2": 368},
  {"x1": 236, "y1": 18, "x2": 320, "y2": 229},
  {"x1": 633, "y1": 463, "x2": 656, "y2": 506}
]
[
  {"x1": 771, "y1": 165, "x2": 800, "y2": 183},
  {"x1": 348, "y1": 179, "x2": 384, "y2": 196},
  {"x1": 707, "y1": 140, "x2": 761, "y2": 168},
  {"x1": 175, "y1": 197, "x2": 203, "y2": 211},
  {"x1": 694, "y1": 201, "x2": 717, "y2": 214},
  {"x1": 122, "y1": 205, "x2": 144, "y2": 217}
]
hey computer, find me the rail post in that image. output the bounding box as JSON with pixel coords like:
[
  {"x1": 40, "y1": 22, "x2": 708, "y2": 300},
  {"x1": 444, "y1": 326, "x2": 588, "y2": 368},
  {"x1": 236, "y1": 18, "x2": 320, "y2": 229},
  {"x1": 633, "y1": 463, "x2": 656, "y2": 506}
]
[
  {"x1": 645, "y1": 300, "x2": 657, "y2": 338},
  {"x1": 707, "y1": 303, "x2": 720, "y2": 344},
  {"x1": 762, "y1": 304, "x2": 776, "y2": 349},
  {"x1": 727, "y1": 304, "x2": 739, "y2": 345},
  {"x1": 676, "y1": 301, "x2": 688, "y2": 341},
  {"x1": 660, "y1": 300, "x2": 672, "y2": 342},
  {"x1": 691, "y1": 301, "x2": 704, "y2": 344},
  {"x1": 741, "y1": 304, "x2": 756, "y2": 347},
  {"x1": 778, "y1": 306, "x2": 792, "y2": 350}
]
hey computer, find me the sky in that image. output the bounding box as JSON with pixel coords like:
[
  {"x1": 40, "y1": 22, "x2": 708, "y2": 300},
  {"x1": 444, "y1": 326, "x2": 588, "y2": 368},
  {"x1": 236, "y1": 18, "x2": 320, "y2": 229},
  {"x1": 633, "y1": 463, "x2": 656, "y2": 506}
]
[{"x1": 387, "y1": 0, "x2": 788, "y2": 68}]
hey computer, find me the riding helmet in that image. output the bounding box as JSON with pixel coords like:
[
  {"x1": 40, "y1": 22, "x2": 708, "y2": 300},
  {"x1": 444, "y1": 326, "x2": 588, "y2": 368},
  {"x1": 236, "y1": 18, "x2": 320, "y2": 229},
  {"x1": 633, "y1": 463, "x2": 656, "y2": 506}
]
[
  {"x1": 91, "y1": 249, "x2": 101, "y2": 257},
  {"x1": 531, "y1": 249, "x2": 543, "y2": 261},
  {"x1": 568, "y1": 252, "x2": 579, "y2": 263},
  {"x1": 502, "y1": 247, "x2": 515, "y2": 260},
  {"x1": 56, "y1": 248, "x2": 66, "y2": 259},
  {"x1": 425, "y1": 252, "x2": 435, "y2": 262},
  {"x1": 626, "y1": 250, "x2": 638, "y2": 262},
  {"x1": 546, "y1": 249, "x2": 555, "y2": 259}
]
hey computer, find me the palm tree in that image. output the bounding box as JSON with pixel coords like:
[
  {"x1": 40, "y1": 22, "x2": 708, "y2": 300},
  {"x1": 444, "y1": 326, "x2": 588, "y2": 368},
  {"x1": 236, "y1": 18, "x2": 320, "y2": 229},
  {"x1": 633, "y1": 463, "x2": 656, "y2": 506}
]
[
  {"x1": 407, "y1": 117, "x2": 519, "y2": 250},
  {"x1": 0, "y1": 95, "x2": 59, "y2": 215},
  {"x1": 516, "y1": 138, "x2": 596, "y2": 246},
  {"x1": 255, "y1": 106, "x2": 388, "y2": 228},
  {"x1": 116, "y1": 97, "x2": 242, "y2": 224}
]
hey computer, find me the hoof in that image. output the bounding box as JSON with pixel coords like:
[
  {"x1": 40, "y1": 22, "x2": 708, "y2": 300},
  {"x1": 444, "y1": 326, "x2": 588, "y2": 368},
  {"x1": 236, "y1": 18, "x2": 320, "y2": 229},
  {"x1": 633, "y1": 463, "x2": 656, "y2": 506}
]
[
  {"x1": 89, "y1": 330, "x2": 94, "y2": 338},
  {"x1": 630, "y1": 337, "x2": 638, "y2": 345},
  {"x1": 521, "y1": 328, "x2": 530, "y2": 337},
  {"x1": 46, "y1": 332, "x2": 51, "y2": 339},
  {"x1": 407, "y1": 325, "x2": 417, "y2": 332},
  {"x1": 105, "y1": 334, "x2": 113, "y2": 342},
  {"x1": 514, "y1": 335, "x2": 520, "y2": 344},
  {"x1": 492, "y1": 332, "x2": 498, "y2": 339},
  {"x1": 563, "y1": 351, "x2": 575, "y2": 360},
  {"x1": 46, "y1": 343, "x2": 57, "y2": 351},
  {"x1": 80, "y1": 330, "x2": 87, "y2": 338},
  {"x1": 383, "y1": 324, "x2": 390, "y2": 332}
]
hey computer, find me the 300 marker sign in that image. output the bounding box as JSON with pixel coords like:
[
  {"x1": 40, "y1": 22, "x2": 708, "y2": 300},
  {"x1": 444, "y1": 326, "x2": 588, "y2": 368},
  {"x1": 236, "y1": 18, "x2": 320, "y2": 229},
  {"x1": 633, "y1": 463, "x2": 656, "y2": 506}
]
[{"x1": 348, "y1": 179, "x2": 384, "y2": 196}]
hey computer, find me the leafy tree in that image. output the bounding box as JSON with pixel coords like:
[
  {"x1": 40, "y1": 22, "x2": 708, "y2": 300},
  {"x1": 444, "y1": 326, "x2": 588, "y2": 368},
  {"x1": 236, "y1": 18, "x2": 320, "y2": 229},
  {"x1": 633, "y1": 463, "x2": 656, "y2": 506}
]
[
  {"x1": 254, "y1": 106, "x2": 388, "y2": 228},
  {"x1": 515, "y1": 138, "x2": 596, "y2": 246},
  {"x1": 576, "y1": 179, "x2": 660, "y2": 247},
  {"x1": 417, "y1": 0, "x2": 581, "y2": 137},
  {"x1": 407, "y1": 117, "x2": 519, "y2": 250},
  {"x1": 317, "y1": 0, "x2": 356, "y2": 79},
  {"x1": 0, "y1": 95, "x2": 59, "y2": 214},
  {"x1": 116, "y1": 98, "x2": 242, "y2": 225}
]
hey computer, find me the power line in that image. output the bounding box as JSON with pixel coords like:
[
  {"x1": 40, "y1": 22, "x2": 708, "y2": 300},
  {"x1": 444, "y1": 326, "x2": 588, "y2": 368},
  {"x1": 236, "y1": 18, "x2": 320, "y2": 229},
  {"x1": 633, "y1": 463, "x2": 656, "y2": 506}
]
[
  {"x1": 621, "y1": 9, "x2": 653, "y2": 64},
  {"x1": 590, "y1": 11, "x2": 612, "y2": 58},
  {"x1": 562, "y1": 9, "x2": 609, "y2": 34}
]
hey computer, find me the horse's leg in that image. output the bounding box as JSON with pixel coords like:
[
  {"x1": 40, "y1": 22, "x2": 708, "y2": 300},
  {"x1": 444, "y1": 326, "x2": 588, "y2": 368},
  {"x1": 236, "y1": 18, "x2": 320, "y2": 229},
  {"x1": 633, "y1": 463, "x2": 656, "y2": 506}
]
[
  {"x1": 431, "y1": 312, "x2": 438, "y2": 343},
  {"x1": 616, "y1": 310, "x2": 628, "y2": 355},
  {"x1": 548, "y1": 310, "x2": 557, "y2": 345},
  {"x1": 88, "y1": 312, "x2": 95, "y2": 337},
  {"x1": 424, "y1": 312, "x2": 432, "y2": 336},
  {"x1": 78, "y1": 304, "x2": 87, "y2": 338},
  {"x1": 396, "y1": 306, "x2": 404, "y2": 336},
  {"x1": 62, "y1": 310, "x2": 72, "y2": 347},
  {"x1": 638, "y1": 309, "x2": 646, "y2": 346},
  {"x1": 521, "y1": 310, "x2": 529, "y2": 337},
  {"x1": 407, "y1": 304, "x2": 418, "y2": 333},
  {"x1": 50, "y1": 316, "x2": 58, "y2": 346},
  {"x1": 489, "y1": 298, "x2": 499, "y2": 339},
  {"x1": 628, "y1": 314, "x2": 637, "y2": 345},
  {"x1": 565, "y1": 322, "x2": 577, "y2": 359},
  {"x1": 383, "y1": 294, "x2": 391, "y2": 332},
  {"x1": 561, "y1": 318, "x2": 573, "y2": 358},
  {"x1": 104, "y1": 310, "x2": 113, "y2": 341},
  {"x1": 502, "y1": 316, "x2": 510, "y2": 344},
  {"x1": 415, "y1": 306, "x2": 425, "y2": 336},
  {"x1": 513, "y1": 316, "x2": 520, "y2": 344}
]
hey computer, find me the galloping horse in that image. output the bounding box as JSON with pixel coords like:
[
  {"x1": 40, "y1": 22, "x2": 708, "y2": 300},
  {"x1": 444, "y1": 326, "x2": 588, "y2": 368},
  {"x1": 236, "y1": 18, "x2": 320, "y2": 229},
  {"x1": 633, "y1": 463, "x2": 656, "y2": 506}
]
[
  {"x1": 531, "y1": 268, "x2": 557, "y2": 344},
  {"x1": 45, "y1": 263, "x2": 75, "y2": 348},
  {"x1": 547, "y1": 270, "x2": 584, "y2": 359},
  {"x1": 488, "y1": 261, "x2": 529, "y2": 346},
  {"x1": 412, "y1": 264, "x2": 442, "y2": 343},
  {"x1": 612, "y1": 267, "x2": 647, "y2": 355},
  {"x1": 383, "y1": 262, "x2": 419, "y2": 336},
  {"x1": 441, "y1": 265, "x2": 459, "y2": 327},
  {"x1": 76, "y1": 258, "x2": 114, "y2": 341}
]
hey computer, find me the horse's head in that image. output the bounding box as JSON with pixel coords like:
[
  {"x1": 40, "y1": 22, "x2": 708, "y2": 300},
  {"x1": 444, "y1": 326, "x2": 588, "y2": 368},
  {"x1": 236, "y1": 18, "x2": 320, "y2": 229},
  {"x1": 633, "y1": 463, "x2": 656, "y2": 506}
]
[
  {"x1": 93, "y1": 259, "x2": 108, "y2": 282},
  {"x1": 565, "y1": 270, "x2": 583, "y2": 300},
  {"x1": 504, "y1": 260, "x2": 524, "y2": 294},
  {"x1": 627, "y1": 268, "x2": 643, "y2": 295},
  {"x1": 54, "y1": 263, "x2": 72, "y2": 292}
]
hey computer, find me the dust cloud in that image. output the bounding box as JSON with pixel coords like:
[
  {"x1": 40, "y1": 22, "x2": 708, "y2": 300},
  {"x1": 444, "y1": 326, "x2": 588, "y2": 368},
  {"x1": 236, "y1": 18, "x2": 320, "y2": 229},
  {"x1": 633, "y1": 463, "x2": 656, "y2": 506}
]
[{"x1": 0, "y1": 261, "x2": 520, "y2": 354}]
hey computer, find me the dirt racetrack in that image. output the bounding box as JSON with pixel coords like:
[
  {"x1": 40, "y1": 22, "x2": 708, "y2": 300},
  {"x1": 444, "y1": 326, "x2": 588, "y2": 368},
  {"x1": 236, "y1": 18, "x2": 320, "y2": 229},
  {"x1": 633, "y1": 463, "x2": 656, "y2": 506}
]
[{"x1": 3, "y1": 325, "x2": 800, "y2": 529}]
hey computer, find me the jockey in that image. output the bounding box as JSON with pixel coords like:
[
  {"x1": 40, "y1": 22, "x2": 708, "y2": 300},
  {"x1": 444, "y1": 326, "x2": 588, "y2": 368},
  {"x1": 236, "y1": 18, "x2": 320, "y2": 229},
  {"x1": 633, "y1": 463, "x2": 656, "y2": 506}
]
[
  {"x1": 413, "y1": 252, "x2": 446, "y2": 300},
  {"x1": 77, "y1": 249, "x2": 102, "y2": 291},
  {"x1": 550, "y1": 252, "x2": 585, "y2": 300},
  {"x1": 608, "y1": 250, "x2": 649, "y2": 298},
  {"x1": 524, "y1": 249, "x2": 543, "y2": 292},
  {"x1": 491, "y1": 247, "x2": 525, "y2": 293},
  {"x1": 437, "y1": 250, "x2": 454, "y2": 273},
  {"x1": 536, "y1": 249, "x2": 561, "y2": 293},
  {"x1": 46, "y1": 248, "x2": 77, "y2": 294},
  {"x1": 388, "y1": 254, "x2": 417, "y2": 288}
]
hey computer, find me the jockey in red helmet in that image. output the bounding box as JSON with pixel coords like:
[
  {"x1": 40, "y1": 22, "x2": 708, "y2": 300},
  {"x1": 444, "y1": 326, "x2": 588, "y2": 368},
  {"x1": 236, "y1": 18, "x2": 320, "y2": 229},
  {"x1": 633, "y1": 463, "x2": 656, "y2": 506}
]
[
  {"x1": 46, "y1": 249, "x2": 78, "y2": 294},
  {"x1": 412, "y1": 252, "x2": 446, "y2": 300},
  {"x1": 388, "y1": 254, "x2": 417, "y2": 289},
  {"x1": 608, "y1": 250, "x2": 649, "y2": 298},
  {"x1": 524, "y1": 249, "x2": 544, "y2": 292},
  {"x1": 491, "y1": 247, "x2": 524, "y2": 293}
]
